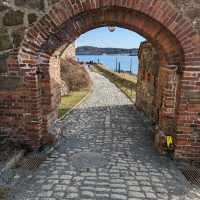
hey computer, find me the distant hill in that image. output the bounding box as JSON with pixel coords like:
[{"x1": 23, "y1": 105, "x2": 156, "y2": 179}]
[{"x1": 76, "y1": 46, "x2": 138, "y2": 56}]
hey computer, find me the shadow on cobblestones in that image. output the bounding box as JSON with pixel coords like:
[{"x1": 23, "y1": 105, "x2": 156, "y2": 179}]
[
  {"x1": 9, "y1": 105, "x2": 195, "y2": 200},
  {"x1": 8, "y1": 72, "x2": 199, "y2": 200}
]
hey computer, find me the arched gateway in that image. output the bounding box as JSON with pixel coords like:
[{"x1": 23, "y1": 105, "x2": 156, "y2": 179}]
[{"x1": 1, "y1": 0, "x2": 200, "y2": 160}]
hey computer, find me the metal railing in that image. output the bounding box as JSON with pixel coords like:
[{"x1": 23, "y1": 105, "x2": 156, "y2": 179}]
[{"x1": 93, "y1": 64, "x2": 137, "y2": 101}]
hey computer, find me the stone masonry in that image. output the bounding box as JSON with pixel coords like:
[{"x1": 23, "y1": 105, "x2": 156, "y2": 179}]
[
  {"x1": 0, "y1": 0, "x2": 200, "y2": 160},
  {"x1": 136, "y1": 42, "x2": 160, "y2": 123},
  {"x1": 136, "y1": 42, "x2": 180, "y2": 152}
]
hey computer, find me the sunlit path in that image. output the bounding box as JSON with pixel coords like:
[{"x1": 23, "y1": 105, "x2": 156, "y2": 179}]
[{"x1": 12, "y1": 72, "x2": 199, "y2": 200}]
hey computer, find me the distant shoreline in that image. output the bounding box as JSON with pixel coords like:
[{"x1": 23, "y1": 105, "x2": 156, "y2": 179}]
[
  {"x1": 76, "y1": 52, "x2": 139, "y2": 74},
  {"x1": 76, "y1": 54, "x2": 138, "y2": 56},
  {"x1": 76, "y1": 46, "x2": 139, "y2": 56}
]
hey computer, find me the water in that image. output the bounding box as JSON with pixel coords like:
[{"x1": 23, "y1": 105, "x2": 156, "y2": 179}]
[{"x1": 76, "y1": 55, "x2": 139, "y2": 74}]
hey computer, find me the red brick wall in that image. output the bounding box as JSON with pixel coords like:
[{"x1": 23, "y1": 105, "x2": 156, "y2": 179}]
[{"x1": 0, "y1": 91, "x2": 24, "y2": 139}]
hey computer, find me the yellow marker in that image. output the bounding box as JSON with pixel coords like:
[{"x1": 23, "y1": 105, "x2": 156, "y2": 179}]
[{"x1": 166, "y1": 136, "x2": 173, "y2": 149}]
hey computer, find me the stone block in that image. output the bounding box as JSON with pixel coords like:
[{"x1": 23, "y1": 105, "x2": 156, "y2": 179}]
[
  {"x1": 47, "y1": 0, "x2": 60, "y2": 6},
  {"x1": 0, "y1": 29, "x2": 12, "y2": 51},
  {"x1": 0, "y1": 76, "x2": 22, "y2": 91},
  {"x1": 3, "y1": 9, "x2": 24, "y2": 26},
  {"x1": 0, "y1": 1, "x2": 9, "y2": 12},
  {"x1": 186, "y1": 8, "x2": 200, "y2": 20},
  {"x1": 12, "y1": 27, "x2": 26, "y2": 47},
  {"x1": 185, "y1": 91, "x2": 200, "y2": 103},
  {"x1": 136, "y1": 42, "x2": 159, "y2": 123},
  {"x1": 28, "y1": 13, "x2": 38, "y2": 24},
  {"x1": 15, "y1": 0, "x2": 45, "y2": 10},
  {"x1": 0, "y1": 53, "x2": 9, "y2": 73}
]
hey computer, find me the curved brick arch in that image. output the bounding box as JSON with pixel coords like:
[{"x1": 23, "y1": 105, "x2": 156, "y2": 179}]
[
  {"x1": 40, "y1": 7, "x2": 184, "y2": 66},
  {"x1": 6, "y1": 0, "x2": 200, "y2": 160},
  {"x1": 19, "y1": 0, "x2": 200, "y2": 65}
]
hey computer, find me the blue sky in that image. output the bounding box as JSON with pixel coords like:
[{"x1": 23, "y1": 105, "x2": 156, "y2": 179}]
[{"x1": 75, "y1": 27, "x2": 145, "y2": 49}]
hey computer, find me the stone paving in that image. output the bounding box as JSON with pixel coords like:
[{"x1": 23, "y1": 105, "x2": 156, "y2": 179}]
[{"x1": 11, "y1": 72, "x2": 200, "y2": 200}]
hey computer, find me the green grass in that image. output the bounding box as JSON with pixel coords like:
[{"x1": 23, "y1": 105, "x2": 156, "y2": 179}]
[
  {"x1": 0, "y1": 187, "x2": 9, "y2": 200},
  {"x1": 58, "y1": 89, "x2": 90, "y2": 118},
  {"x1": 92, "y1": 64, "x2": 137, "y2": 102}
]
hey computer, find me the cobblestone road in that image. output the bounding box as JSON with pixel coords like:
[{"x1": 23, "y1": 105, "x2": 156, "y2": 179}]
[{"x1": 12, "y1": 72, "x2": 199, "y2": 200}]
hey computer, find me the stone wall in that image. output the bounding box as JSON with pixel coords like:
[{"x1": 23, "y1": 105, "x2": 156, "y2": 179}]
[
  {"x1": 60, "y1": 43, "x2": 76, "y2": 96},
  {"x1": 136, "y1": 41, "x2": 180, "y2": 136},
  {"x1": 0, "y1": 0, "x2": 59, "y2": 54},
  {"x1": 169, "y1": 0, "x2": 200, "y2": 33},
  {"x1": 136, "y1": 42, "x2": 159, "y2": 123},
  {"x1": 61, "y1": 43, "x2": 76, "y2": 60},
  {"x1": 0, "y1": 0, "x2": 61, "y2": 90}
]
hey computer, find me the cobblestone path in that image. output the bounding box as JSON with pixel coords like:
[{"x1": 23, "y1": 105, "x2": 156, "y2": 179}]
[{"x1": 12, "y1": 72, "x2": 199, "y2": 200}]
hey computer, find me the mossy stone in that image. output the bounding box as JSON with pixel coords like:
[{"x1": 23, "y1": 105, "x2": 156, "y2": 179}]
[
  {"x1": 28, "y1": 13, "x2": 38, "y2": 24},
  {"x1": 0, "y1": 5, "x2": 9, "y2": 11},
  {"x1": 185, "y1": 91, "x2": 200, "y2": 102},
  {"x1": 3, "y1": 9, "x2": 24, "y2": 26},
  {"x1": 12, "y1": 27, "x2": 26, "y2": 47},
  {"x1": 0, "y1": 1, "x2": 9, "y2": 11},
  {"x1": 15, "y1": 0, "x2": 45, "y2": 10},
  {"x1": 0, "y1": 29, "x2": 12, "y2": 51},
  {"x1": 0, "y1": 53, "x2": 9, "y2": 73},
  {"x1": 47, "y1": 0, "x2": 60, "y2": 5}
]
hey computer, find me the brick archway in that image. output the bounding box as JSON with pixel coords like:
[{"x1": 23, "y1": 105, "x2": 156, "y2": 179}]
[{"x1": 6, "y1": 0, "x2": 200, "y2": 160}]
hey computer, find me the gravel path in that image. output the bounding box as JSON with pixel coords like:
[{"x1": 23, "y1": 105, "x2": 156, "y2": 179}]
[{"x1": 11, "y1": 72, "x2": 199, "y2": 200}]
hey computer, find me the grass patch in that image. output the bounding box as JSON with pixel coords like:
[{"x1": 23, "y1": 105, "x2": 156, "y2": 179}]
[
  {"x1": 92, "y1": 64, "x2": 137, "y2": 102},
  {"x1": 58, "y1": 89, "x2": 90, "y2": 118},
  {"x1": 115, "y1": 72, "x2": 137, "y2": 83},
  {"x1": 0, "y1": 187, "x2": 9, "y2": 200}
]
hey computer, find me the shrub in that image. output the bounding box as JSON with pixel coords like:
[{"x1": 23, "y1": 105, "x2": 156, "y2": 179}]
[{"x1": 60, "y1": 59, "x2": 91, "y2": 91}]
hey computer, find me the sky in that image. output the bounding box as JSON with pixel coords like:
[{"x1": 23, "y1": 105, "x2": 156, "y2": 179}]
[{"x1": 75, "y1": 27, "x2": 146, "y2": 49}]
